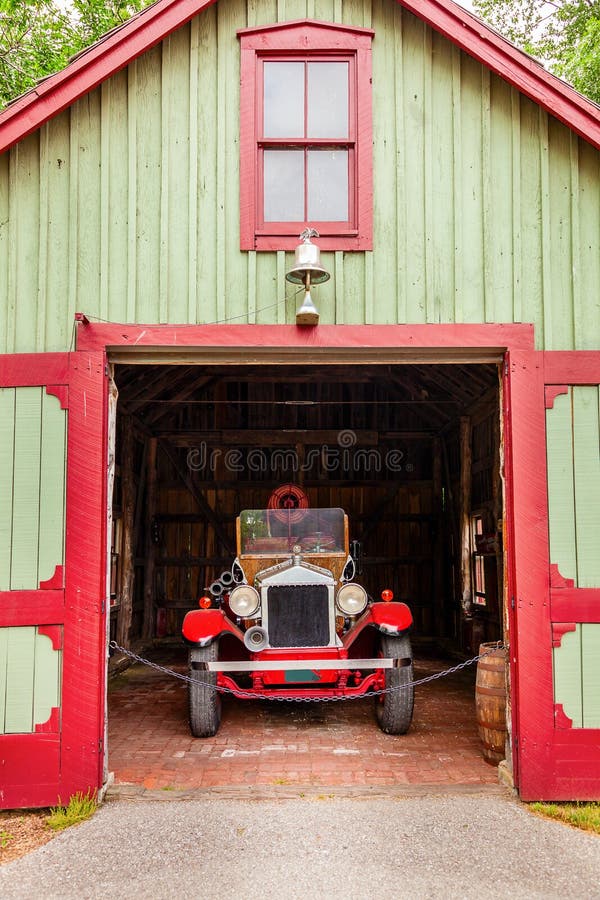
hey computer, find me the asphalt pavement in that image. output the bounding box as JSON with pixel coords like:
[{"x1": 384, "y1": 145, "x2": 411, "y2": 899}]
[{"x1": 1, "y1": 790, "x2": 599, "y2": 899}]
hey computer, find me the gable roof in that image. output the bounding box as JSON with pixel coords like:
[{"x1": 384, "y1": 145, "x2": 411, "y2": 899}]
[{"x1": 1, "y1": 0, "x2": 599, "y2": 155}]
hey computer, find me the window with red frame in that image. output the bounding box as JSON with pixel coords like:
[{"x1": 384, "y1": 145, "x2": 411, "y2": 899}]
[{"x1": 238, "y1": 21, "x2": 374, "y2": 251}]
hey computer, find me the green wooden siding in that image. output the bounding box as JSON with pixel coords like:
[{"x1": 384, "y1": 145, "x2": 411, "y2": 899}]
[
  {"x1": 1, "y1": 0, "x2": 599, "y2": 352},
  {"x1": 553, "y1": 624, "x2": 600, "y2": 728},
  {"x1": 546, "y1": 386, "x2": 600, "y2": 588},
  {"x1": 0, "y1": 387, "x2": 67, "y2": 591},
  {"x1": 0, "y1": 626, "x2": 62, "y2": 733}
]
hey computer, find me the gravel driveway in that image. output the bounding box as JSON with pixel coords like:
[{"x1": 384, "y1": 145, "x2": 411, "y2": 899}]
[{"x1": 1, "y1": 791, "x2": 598, "y2": 899}]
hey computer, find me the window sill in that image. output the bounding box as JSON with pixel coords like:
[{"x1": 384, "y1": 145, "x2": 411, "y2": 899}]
[{"x1": 246, "y1": 233, "x2": 371, "y2": 252}]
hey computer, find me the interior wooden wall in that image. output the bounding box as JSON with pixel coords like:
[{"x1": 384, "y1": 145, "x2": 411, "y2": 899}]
[{"x1": 110, "y1": 364, "x2": 503, "y2": 651}]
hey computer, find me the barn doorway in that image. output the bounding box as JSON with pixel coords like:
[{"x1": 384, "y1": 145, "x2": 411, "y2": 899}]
[{"x1": 107, "y1": 358, "x2": 506, "y2": 790}]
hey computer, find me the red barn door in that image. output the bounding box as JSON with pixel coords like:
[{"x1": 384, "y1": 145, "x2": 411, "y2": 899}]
[
  {"x1": 507, "y1": 350, "x2": 600, "y2": 800},
  {"x1": 0, "y1": 352, "x2": 107, "y2": 809}
]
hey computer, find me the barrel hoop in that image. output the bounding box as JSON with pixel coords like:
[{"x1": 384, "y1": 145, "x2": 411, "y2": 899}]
[
  {"x1": 476, "y1": 684, "x2": 506, "y2": 697},
  {"x1": 477, "y1": 718, "x2": 507, "y2": 731},
  {"x1": 477, "y1": 659, "x2": 505, "y2": 671}
]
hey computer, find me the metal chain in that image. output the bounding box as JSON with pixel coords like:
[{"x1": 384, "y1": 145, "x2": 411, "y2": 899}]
[{"x1": 108, "y1": 640, "x2": 506, "y2": 704}]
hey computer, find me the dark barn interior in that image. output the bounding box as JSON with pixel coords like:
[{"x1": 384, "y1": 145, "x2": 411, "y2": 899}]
[
  {"x1": 110, "y1": 362, "x2": 504, "y2": 655},
  {"x1": 106, "y1": 360, "x2": 507, "y2": 788}
]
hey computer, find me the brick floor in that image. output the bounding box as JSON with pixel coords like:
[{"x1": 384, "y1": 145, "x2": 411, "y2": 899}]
[{"x1": 107, "y1": 646, "x2": 498, "y2": 789}]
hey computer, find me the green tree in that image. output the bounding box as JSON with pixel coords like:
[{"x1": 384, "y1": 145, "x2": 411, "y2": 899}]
[
  {"x1": 473, "y1": 0, "x2": 600, "y2": 103},
  {"x1": 0, "y1": 0, "x2": 146, "y2": 108}
]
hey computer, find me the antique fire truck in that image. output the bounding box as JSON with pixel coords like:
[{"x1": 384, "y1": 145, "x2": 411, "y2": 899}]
[{"x1": 182, "y1": 487, "x2": 414, "y2": 736}]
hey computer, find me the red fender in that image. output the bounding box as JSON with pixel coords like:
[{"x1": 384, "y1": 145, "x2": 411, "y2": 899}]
[
  {"x1": 182, "y1": 608, "x2": 244, "y2": 646},
  {"x1": 342, "y1": 601, "x2": 413, "y2": 649},
  {"x1": 370, "y1": 601, "x2": 413, "y2": 633}
]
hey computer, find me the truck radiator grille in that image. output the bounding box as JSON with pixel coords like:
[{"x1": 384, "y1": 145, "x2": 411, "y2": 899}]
[{"x1": 266, "y1": 584, "x2": 330, "y2": 648}]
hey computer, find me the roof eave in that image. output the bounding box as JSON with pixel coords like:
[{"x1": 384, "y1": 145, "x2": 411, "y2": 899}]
[
  {"x1": 400, "y1": 0, "x2": 600, "y2": 149},
  {"x1": 0, "y1": 0, "x2": 216, "y2": 155}
]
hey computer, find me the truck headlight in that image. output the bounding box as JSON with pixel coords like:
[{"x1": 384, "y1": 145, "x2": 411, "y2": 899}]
[
  {"x1": 336, "y1": 583, "x2": 368, "y2": 616},
  {"x1": 229, "y1": 584, "x2": 260, "y2": 617}
]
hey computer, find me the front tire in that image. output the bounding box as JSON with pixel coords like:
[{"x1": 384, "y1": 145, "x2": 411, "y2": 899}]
[
  {"x1": 375, "y1": 634, "x2": 414, "y2": 735},
  {"x1": 188, "y1": 642, "x2": 222, "y2": 738}
]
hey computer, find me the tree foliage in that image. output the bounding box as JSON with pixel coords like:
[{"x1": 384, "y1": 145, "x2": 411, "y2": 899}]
[
  {"x1": 2, "y1": 0, "x2": 599, "y2": 109},
  {"x1": 0, "y1": 0, "x2": 146, "y2": 108},
  {"x1": 473, "y1": 0, "x2": 600, "y2": 103}
]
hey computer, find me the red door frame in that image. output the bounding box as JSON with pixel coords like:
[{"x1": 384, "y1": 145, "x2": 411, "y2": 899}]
[
  {"x1": 504, "y1": 349, "x2": 600, "y2": 800},
  {"x1": 5, "y1": 326, "x2": 596, "y2": 803},
  {"x1": 0, "y1": 351, "x2": 107, "y2": 808},
  {"x1": 503, "y1": 350, "x2": 550, "y2": 797},
  {"x1": 77, "y1": 321, "x2": 539, "y2": 786},
  {"x1": 543, "y1": 351, "x2": 600, "y2": 799}
]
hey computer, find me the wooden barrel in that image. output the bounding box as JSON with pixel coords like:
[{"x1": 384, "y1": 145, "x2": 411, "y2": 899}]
[{"x1": 475, "y1": 643, "x2": 507, "y2": 765}]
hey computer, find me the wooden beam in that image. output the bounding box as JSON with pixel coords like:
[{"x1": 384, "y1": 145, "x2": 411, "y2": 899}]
[
  {"x1": 154, "y1": 511, "x2": 436, "y2": 523},
  {"x1": 152, "y1": 554, "x2": 434, "y2": 566},
  {"x1": 132, "y1": 438, "x2": 148, "y2": 549},
  {"x1": 440, "y1": 435, "x2": 460, "y2": 609},
  {"x1": 157, "y1": 477, "x2": 435, "y2": 490},
  {"x1": 387, "y1": 376, "x2": 452, "y2": 430},
  {"x1": 140, "y1": 557, "x2": 232, "y2": 567},
  {"x1": 116, "y1": 417, "x2": 136, "y2": 647},
  {"x1": 159, "y1": 430, "x2": 437, "y2": 448},
  {"x1": 466, "y1": 384, "x2": 499, "y2": 418},
  {"x1": 157, "y1": 429, "x2": 380, "y2": 446},
  {"x1": 142, "y1": 437, "x2": 158, "y2": 640},
  {"x1": 459, "y1": 416, "x2": 473, "y2": 617},
  {"x1": 432, "y1": 436, "x2": 444, "y2": 638},
  {"x1": 141, "y1": 374, "x2": 221, "y2": 425},
  {"x1": 119, "y1": 366, "x2": 184, "y2": 406}
]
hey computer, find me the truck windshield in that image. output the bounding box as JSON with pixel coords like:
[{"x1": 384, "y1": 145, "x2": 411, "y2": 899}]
[{"x1": 239, "y1": 508, "x2": 345, "y2": 555}]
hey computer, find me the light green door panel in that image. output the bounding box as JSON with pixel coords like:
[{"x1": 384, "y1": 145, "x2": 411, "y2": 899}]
[
  {"x1": 553, "y1": 626, "x2": 583, "y2": 727},
  {"x1": 572, "y1": 387, "x2": 600, "y2": 587},
  {"x1": 0, "y1": 626, "x2": 62, "y2": 734},
  {"x1": 0, "y1": 387, "x2": 67, "y2": 591},
  {"x1": 0, "y1": 627, "x2": 7, "y2": 729},
  {"x1": 0, "y1": 388, "x2": 16, "y2": 588},
  {"x1": 4, "y1": 626, "x2": 36, "y2": 732},
  {"x1": 546, "y1": 390, "x2": 577, "y2": 583},
  {"x1": 581, "y1": 625, "x2": 600, "y2": 728},
  {"x1": 546, "y1": 386, "x2": 600, "y2": 587},
  {"x1": 38, "y1": 391, "x2": 67, "y2": 582},
  {"x1": 32, "y1": 630, "x2": 62, "y2": 728},
  {"x1": 553, "y1": 624, "x2": 600, "y2": 728},
  {"x1": 11, "y1": 388, "x2": 42, "y2": 589}
]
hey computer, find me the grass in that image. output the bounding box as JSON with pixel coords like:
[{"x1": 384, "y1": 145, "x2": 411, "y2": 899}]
[
  {"x1": 529, "y1": 801, "x2": 600, "y2": 834},
  {"x1": 0, "y1": 830, "x2": 13, "y2": 849},
  {"x1": 46, "y1": 791, "x2": 98, "y2": 832}
]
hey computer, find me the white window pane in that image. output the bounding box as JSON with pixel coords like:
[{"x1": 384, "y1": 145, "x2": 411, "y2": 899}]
[
  {"x1": 307, "y1": 62, "x2": 348, "y2": 139},
  {"x1": 307, "y1": 150, "x2": 348, "y2": 221},
  {"x1": 264, "y1": 150, "x2": 304, "y2": 222},
  {"x1": 264, "y1": 62, "x2": 304, "y2": 138}
]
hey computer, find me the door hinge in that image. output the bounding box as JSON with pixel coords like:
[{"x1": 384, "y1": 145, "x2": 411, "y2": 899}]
[
  {"x1": 98, "y1": 739, "x2": 103, "y2": 755},
  {"x1": 101, "y1": 598, "x2": 106, "y2": 615},
  {"x1": 511, "y1": 595, "x2": 515, "y2": 610}
]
